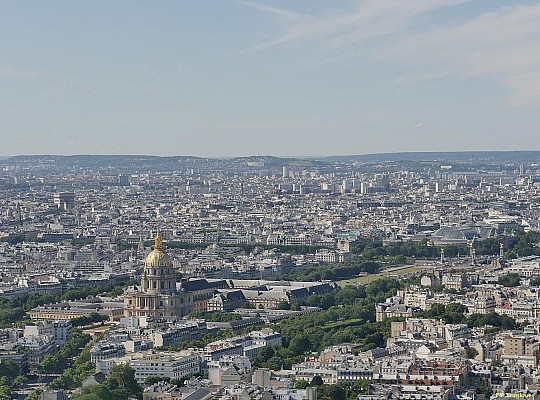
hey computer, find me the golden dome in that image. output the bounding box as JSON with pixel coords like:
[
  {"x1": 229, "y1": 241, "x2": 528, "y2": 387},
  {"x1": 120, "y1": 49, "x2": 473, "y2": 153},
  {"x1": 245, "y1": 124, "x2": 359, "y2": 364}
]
[{"x1": 145, "y1": 232, "x2": 172, "y2": 267}]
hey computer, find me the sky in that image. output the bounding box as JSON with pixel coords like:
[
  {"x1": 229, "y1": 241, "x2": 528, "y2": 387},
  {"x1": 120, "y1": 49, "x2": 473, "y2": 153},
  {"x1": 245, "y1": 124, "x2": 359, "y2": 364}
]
[{"x1": 1, "y1": 0, "x2": 540, "y2": 157}]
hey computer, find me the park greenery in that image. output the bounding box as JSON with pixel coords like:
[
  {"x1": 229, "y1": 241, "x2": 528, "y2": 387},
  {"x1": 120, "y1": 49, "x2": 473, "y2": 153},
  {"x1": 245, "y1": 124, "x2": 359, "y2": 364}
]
[
  {"x1": 253, "y1": 279, "x2": 516, "y2": 375},
  {"x1": 187, "y1": 311, "x2": 242, "y2": 322},
  {"x1": 71, "y1": 364, "x2": 142, "y2": 400},
  {"x1": 70, "y1": 312, "x2": 109, "y2": 327},
  {"x1": 0, "y1": 359, "x2": 23, "y2": 400},
  {"x1": 253, "y1": 278, "x2": 403, "y2": 372},
  {"x1": 282, "y1": 260, "x2": 381, "y2": 282},
  {"x1": 530, "y1": 277, "x2": 540, "y2": 286},
  {"x1": 39, "y1": 332, "x2": 93, "y2": 375},
  {"x1": 415, "y1": 303, "x2": 516, "y2": 330},
  {"x1": 0, "y1": 283, "x2": 128, "y2": 328},
  {"x1": 48, "y1": 334, "x2": 104, "y2": 390},
  {"x1": 502, "y1": 230, "x2": 540, "y2": 259},
  {"x1": 292, "y1": 377, "x2": 369, "y2": 400},
  {"x1": 498, "y1": 273, "x2": 521, "y2": 287}
]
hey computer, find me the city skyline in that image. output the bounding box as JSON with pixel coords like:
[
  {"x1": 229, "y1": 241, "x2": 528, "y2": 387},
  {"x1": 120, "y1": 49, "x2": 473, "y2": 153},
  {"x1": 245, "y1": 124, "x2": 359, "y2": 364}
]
[{"x1": 2, "y1": 0, "x2": 540, "y2": 156}]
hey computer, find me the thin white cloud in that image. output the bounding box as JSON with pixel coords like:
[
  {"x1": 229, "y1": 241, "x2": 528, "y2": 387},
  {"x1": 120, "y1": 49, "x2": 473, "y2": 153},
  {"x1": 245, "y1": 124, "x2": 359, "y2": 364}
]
[
  {"x1": 233, "y1": 0, "x2": 298, "y2": 21},
  {"x1": 412, "y1": 122, "x2": 426, "y2": 129},
  {"x1": 245, "y1": 0, "x2": 471, "y2": 50},
  {"x1": 0, "y1": 67, "x2": 37, "y2": 78},
  {"x1": 242, "y1": 0, "x2": 540, "y2": 107},
  {"x1": 380, "y1": 3, "x2": 540, "y2": 107}
]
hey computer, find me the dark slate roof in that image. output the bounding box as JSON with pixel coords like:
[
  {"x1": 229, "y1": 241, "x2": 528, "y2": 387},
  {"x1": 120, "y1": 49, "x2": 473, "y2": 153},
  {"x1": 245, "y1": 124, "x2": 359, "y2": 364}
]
[
  {"x1": 209, "y1": 280, "x2": 228, "y2": 289},
  {"x1": 181, "y1": 279, "x2": 214, "y2": 292},
  {"x1": 224, "y1": 290, "x2": 246, "y2": 301},
  {"x1": 288, "y1": 287, "x2": 309, "y2": 297},
  {"x1": 308, "y1": 283, "x2": 334, "y2": 294},
  {"x1": 228, "y1": 317, "x2": 263, "y2": 328},
  {"x1": 182, "y1": 388, "x2": 213, "y2": 400}
]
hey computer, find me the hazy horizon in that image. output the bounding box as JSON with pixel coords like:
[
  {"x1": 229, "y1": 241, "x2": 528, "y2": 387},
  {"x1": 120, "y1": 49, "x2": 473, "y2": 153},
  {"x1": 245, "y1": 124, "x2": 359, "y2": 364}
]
[{"x1": 3, "y1": 149, "x2": 540, "y2": 161}]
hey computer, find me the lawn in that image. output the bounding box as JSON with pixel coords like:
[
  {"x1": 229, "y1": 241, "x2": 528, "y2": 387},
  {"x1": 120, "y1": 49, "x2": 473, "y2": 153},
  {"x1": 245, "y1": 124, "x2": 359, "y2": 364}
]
[
  {"x1": 321, "y1": 318, "x2": 364, "y2": 331},
  {"x1": 338, "y1": 265, "x2": 425, "y2": 286}
]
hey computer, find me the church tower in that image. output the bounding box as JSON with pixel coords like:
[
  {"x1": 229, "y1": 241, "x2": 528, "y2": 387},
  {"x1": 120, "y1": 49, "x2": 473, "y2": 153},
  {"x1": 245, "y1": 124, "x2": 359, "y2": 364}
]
[{"x1": 123, "y1": 233, "x2": 193, "y2": 319}]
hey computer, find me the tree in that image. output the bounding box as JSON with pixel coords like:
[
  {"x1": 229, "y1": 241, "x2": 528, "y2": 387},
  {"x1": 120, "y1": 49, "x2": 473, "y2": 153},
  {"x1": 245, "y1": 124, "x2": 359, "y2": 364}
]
[
  {"x1": 188, "y1": 311, "x2": 241, "y2": 322},
  {"x1": 39, "y1": 332, "x2": 92, "y2": 374},
  {"x1": 71, "y1": 312, "x2": 108, "y2": 327},
  {"x1": 72, "y1": 384, "x2": 122, "y2": 400},
  {"x1": 530, "y1": 277, "x2": 540, "y2": 287},
  {"x1": 12, "y1": 375, "x2": 27, "y2": 387},
  {"x1": 0, "y1": 360, "x2": 19, "y2": 384},
  {"x1": 0, "y1": 306, "x2": 25, "y2": 327},
  {"x1": 0, "y1": 385, "x2": 11, "y2": 400},
  {"x1": 262, "y1": 356, "x2": 283, "y2": 371},
  {"x1": 464, "y1": 346, "x2": 479, "y2": 359},
  {"x1": 499, "y1": 273, "x2": 521, "y2": 287},
  {"x1": 276, "y1": 301, "x2": 291, "y2": 310},
  {"x1": 476, "y1": 384, "x2": 493, "y2": 400},
  {"x1": 335, "y1": 286, "x2": 359, "y2": 305},
  {"x1": 145, "y1": 376, "x2": 170, "y2": 385},
  {"x1": 442, "y1": 303, "x2": 468, "y2": 324},
  {"x1": 477, "y1": 238, "x2": 500, "y2": 255},
  {"x1": 317, "y1": 384, "x2": 346, "y2": 400},
  {"x1": 258, "y1": 346, "x2": 275, "y2": 362},
  {"x1": 294, "y1": 380, "x2": 310, "y2": 389},
  {"x1": 106, "y1": 364, "x2": 142, "y2": 400},
  {"x1": 310, "y1": 376, "x2": 324, "y2": 387},
  {"x1": 288, "y1": 336, "x2": 311, "y2": 356},
  {"x1": 351, "y1": 379, "x2": 370, "y2": 395},
  {"x1": 25, "y1": 389, "x2": 43, "y2": 400}
]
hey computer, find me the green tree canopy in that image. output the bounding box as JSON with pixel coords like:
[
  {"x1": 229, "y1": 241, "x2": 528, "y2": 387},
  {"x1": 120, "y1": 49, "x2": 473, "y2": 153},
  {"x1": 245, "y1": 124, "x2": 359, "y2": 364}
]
[
  {"x1": 498, "y1": 273, "x2": 521, "y2": 287},
  {"x1": 294, "y1": 380, "x2": 310, "y2": 389},
  {"x1": 310, "y1": 376, "x2": 324, "y2": 387}
]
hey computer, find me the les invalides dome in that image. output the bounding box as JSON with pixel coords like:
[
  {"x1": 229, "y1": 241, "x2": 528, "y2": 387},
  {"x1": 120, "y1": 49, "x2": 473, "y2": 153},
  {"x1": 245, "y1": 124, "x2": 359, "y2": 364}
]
[{"x1": 123, "y1": 232, "x2": 193, "y2": 319}]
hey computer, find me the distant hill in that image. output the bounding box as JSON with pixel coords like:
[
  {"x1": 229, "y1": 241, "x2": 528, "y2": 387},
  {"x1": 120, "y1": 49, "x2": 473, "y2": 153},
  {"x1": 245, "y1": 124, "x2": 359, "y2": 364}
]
[
  {"x1": 3, "y1": 154, "x2": 205, "y2": 169},
  {"x1": 1, "y1": 154, "x2": 326, "y2": 169},
  {"x1": 321, "y1": 151, "x2": 540, "y2": 163},
  {"x1": 3, "y1": 151, "x2": 540, "y2": 166}
]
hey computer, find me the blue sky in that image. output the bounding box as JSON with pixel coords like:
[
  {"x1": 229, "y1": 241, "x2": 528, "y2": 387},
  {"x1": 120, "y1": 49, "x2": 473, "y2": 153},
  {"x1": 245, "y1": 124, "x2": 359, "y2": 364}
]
[{"x1": 1, "y1": 0, "x2": 540, "y2": 156}]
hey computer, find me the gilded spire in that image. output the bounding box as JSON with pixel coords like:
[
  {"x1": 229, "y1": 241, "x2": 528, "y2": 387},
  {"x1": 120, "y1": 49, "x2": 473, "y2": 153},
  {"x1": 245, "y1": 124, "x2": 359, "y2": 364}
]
[{"x1": 154, "y1": 231, "x2": 163, "y2": 251}]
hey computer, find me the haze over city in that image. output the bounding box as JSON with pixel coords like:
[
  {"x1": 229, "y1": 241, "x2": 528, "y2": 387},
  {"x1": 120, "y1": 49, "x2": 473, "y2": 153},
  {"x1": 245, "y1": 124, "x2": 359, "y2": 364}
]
[{"x1": 2, "y1": 0, "x2": 540, "y2": 156}]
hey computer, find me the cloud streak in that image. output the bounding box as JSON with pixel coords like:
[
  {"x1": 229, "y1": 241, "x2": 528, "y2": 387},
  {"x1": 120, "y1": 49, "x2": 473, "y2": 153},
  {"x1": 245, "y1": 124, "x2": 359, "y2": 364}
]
[
  {"x1": 380, "y1": 3, "x2": 540, "y2": 107},
  {"x1": 232, "y1": 0, "x2": 298, "y2": 22},
  {"x1": 241, "y1": 1, "x2": 540, "y2": 107},
  {"x1": 243, "y1": 0, "x2": 471, "y2": 50}
]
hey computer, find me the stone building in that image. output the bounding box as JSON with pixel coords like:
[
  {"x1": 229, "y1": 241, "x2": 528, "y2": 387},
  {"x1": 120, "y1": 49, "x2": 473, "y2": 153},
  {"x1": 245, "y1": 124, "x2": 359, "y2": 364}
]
[{"x1": 124, "y1": 233, "x2": 193, "y2": 319}]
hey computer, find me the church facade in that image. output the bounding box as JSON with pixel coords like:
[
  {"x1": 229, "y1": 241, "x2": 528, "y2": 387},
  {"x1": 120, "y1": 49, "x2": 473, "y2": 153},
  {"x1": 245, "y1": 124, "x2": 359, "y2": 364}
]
[{"x1": 124, "y1": 233, "x2": 193, "y2": 319}]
